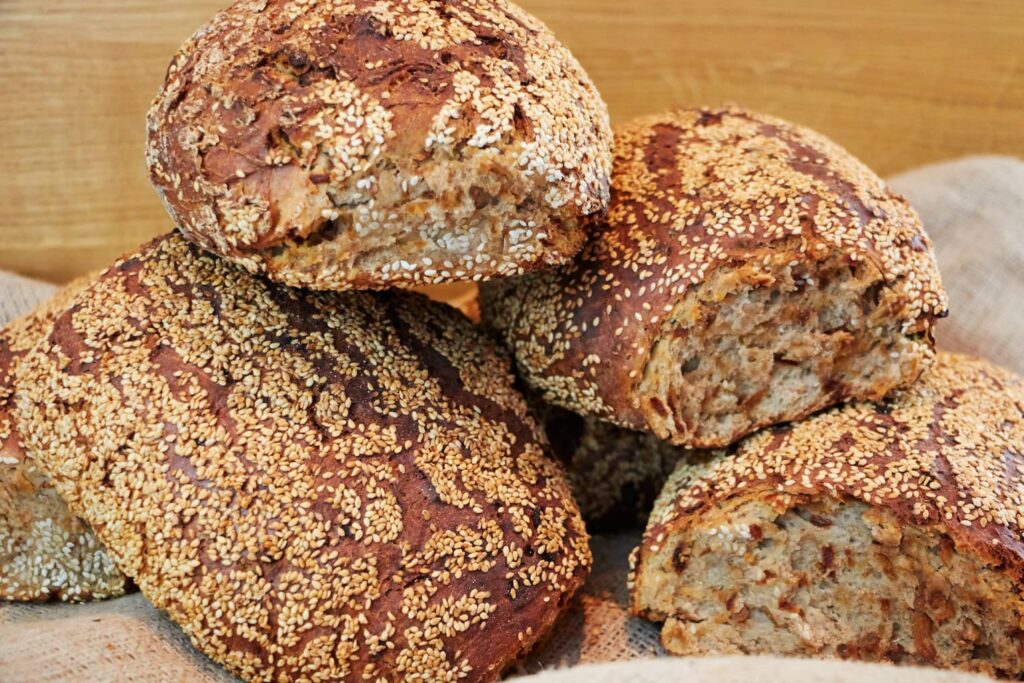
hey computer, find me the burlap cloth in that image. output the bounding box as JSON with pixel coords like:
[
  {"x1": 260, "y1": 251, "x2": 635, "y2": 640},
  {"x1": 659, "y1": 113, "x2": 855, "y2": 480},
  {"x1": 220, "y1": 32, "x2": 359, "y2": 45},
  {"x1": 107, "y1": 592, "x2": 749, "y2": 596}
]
[
  {"x1": 0, "y1": 155, "x2": 1021, "y2": 681},
  {"x1": 524, "y1": 657, "x2": 987, "y2": 682},
  {"x1": 889, "y1": 156, "x2": 1024, "y2": 375}
]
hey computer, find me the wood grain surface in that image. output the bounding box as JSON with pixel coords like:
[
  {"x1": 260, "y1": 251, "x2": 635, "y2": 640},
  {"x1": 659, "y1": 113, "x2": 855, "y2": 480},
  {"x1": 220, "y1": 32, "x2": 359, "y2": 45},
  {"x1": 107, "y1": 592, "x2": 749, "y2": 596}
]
[{"x1": 1, "y1": 0, "x2": 1022, "y2": 283}]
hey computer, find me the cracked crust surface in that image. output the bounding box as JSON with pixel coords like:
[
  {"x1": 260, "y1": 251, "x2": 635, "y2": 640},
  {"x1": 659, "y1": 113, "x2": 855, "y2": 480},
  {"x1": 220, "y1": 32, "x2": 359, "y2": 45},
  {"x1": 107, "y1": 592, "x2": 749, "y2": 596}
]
[
  {"x1": 0, "y1": 275, "x2": 129, "y2": 602},
  {"x1": 14, "y1": 233, "x2": 590, "y2": 682},
  {"x1": 147, "y1": 0, "x2": 612, "y2": 291},
  {"x1": 482, "y1": 107, "x2": 947, "y2": 448},
  {"x1": 631, "y1": 354, "x2": 1024, "y2": 677}
]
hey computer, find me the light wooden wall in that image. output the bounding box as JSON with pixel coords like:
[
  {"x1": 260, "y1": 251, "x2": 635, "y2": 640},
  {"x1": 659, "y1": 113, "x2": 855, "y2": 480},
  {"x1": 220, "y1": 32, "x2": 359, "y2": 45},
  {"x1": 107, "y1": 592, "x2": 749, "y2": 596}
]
[{"x1": 1, "y1": 0, "x2": 1022, "y2": 283}]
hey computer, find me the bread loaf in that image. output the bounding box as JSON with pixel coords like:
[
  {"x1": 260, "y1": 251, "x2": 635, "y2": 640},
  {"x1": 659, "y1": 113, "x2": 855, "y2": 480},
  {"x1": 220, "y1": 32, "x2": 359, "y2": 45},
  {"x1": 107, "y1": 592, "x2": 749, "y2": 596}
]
[
  {"x1": 0, "y1": 276, "x2": 128, "y2": 602},
  {"x1": 631, "y1": 353, "x2": 1024, "y2": 678},
  {"x1": 15, "y1": 233, "x2": 590, "y2": 682},
  {"x1": 146, "y1": 0, "x2": 612, "y2": 291},
  {"x1": 483, "y1": 107, "x2": 947, "y2": 448}
]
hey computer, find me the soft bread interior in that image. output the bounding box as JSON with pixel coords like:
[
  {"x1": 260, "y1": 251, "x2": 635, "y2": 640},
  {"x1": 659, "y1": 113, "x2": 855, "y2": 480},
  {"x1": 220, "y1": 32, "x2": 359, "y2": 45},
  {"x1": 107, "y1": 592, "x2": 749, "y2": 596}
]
[
  {"x1": 638, "y1": 249, "x2": 931, "y2": 447},
  {"x1": 634, "y1": 496, "x2": 1024, "y2": 678},
  {"x1": 259, "y1": 148, "x2": 586, "y2": 287}
]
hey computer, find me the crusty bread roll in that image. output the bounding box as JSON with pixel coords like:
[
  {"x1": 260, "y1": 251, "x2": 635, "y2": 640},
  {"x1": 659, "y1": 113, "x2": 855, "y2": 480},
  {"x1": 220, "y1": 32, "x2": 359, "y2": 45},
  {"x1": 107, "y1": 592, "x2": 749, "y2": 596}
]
[
  {"x1": 630, "y1": 353, "x2": 1024, "y2": 678},
  {"x1": 482, "y1": 107, "x2": 948, "y2": 448},
  {"x1": 0, "y1": 276, "x2": 128, "y2": 602},
  {"x1": 146, "y1": 0, "x2": 612, "y2": 291},
  {"x1": 14, "y1": 233, "x2": 590, "y2": 683}
]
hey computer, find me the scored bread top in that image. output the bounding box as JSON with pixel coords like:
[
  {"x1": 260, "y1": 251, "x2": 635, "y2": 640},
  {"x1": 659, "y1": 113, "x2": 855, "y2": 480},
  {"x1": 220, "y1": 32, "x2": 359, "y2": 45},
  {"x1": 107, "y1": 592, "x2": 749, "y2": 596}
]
[
  {"x1": 635, "y1": 354, "x2": 1024, "y2": 582},
  {"x1": 147, "y1": 0, "x2": 612, "y2": 290},
  {"x1": 14, "y1": 233, "x2": 590, "y2": 682},
  {"x1": 482, "y1": 107, "x2": 948, "y2": 432},
  {"x1": 0, "y1": 275, "x2": 128, "y2": 602}
]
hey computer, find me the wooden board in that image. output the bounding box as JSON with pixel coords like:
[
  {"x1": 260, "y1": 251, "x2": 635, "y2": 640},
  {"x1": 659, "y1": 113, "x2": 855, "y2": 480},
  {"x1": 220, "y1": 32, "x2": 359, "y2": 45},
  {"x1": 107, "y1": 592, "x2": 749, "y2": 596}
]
[{"x1": 1, "y1": 0, "x2": 1022, "y2": 283}]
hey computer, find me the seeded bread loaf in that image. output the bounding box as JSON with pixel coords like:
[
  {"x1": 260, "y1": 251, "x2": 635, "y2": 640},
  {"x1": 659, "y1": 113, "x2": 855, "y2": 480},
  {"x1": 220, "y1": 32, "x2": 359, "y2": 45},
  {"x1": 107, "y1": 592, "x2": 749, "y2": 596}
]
[
  {"x1": 0, "y1": 276, "x2": 128, "y2": 602},
  {"x1": 147, "y1": 0, "x2": 612, "y2": 291},
  {"x1": 482, "y1": 107, "x2": 948, "y2": 448},
  {"x1": 631, "y1": 353, "x2": 1024, "y2": 678},
  {"x1": 14, "y1": 233, "x2": 591, "y2": 682}
]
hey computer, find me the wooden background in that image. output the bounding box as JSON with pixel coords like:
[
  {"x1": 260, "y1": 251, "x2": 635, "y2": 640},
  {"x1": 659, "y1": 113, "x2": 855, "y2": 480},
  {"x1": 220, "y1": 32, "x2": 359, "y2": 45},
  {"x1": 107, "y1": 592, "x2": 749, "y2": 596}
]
[{"x1": 1, "y1": 0, "x2": 1022, "y2": 283}]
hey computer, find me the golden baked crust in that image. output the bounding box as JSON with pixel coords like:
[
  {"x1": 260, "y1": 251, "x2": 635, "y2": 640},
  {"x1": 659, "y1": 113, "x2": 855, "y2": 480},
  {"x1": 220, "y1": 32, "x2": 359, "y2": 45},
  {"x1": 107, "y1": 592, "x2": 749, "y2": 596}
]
[
  {"x1": 147, "y1": 0, "x2": 612, "y2": 291},
  {"x1": 482, "y1": 107, "x2": 947, "y2": 448},
  {"x1": 14, "y1": 233, "x2": 590, "y2": 682},
  {"x1": 631, "y1": 354, "x2": 1024, "y2": 675},
  {"x1": 0, "y1": 276, "x2": 129, "y2": 602}
]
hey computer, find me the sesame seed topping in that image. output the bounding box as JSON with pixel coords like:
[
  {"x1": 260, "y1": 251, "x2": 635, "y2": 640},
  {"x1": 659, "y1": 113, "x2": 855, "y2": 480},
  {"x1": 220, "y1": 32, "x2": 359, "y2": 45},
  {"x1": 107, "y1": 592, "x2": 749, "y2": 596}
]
[
  {"x1": 483, "y1": 107, "x2": 947, "y2": 436},
  {"x1": 15, "y1": 233, "x2": 590, "y2": 682},
  {"x1": 145, "y1": 0, "x2": 612, "y2": 290},
  {"x1": 640, "y1": 353, "x2": 1024, "y2": 578},
  {"x1": 0, "y1": 276, "x2": 130, "y2": 602}
]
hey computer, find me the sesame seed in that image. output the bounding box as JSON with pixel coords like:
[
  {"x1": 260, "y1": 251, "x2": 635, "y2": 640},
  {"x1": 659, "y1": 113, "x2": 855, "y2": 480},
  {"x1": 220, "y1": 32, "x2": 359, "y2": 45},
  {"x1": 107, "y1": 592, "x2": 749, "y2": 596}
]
[
  {"x1": 144, "y1": 0, "x2": 612, "y2": 290},
  {"x1": 637, "y1": 353, "x2": 1024, "y2": 590},
  {"x1": 13, "y1": 234, "x2": 591, "y2": 682}
]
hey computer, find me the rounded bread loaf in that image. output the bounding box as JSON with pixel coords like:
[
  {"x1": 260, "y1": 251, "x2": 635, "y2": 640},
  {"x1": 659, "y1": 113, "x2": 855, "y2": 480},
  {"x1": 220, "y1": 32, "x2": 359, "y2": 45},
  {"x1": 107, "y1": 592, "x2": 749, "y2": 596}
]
[
  {"x1": 483, "y1": 107, "x2": 948, "y2": 448},
  {"x1": 147, "y1": 0, "x2": 612, "y2": 291},
  {"x1": 631, "y1": 353, "x2": 1024, "y2": 678},
  {"x1": 15, "y1": 233, "x2": 591, "y2": 682}
]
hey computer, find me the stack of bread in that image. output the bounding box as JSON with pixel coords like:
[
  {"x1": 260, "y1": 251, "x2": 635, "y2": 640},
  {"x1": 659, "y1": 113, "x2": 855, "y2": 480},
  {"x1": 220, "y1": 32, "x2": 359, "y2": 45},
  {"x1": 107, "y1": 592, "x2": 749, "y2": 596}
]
[{"x1": 1, "y1": 1, "x2": 1022, "y2": 681}]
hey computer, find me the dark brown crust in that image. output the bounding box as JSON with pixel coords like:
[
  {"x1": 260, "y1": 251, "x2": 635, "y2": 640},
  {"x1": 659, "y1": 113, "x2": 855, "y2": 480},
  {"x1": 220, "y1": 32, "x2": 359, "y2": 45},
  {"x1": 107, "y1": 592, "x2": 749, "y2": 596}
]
[
  {"x1": 632, "y1": 354, "x2": 1024, "y2": 602},
  {"x1": 146, "y1": 0, "x2": 612, "y2": 290},
  {"x1": 1, "y1": 279, "x2": 91, "y2": 457},
  {"x1": 14, "y1": 233, "x2": 590, "y2": 682},
  {"x1": 482, "y1": 107, "x2": 947, "y2": 444},
  {"x1": 0, "y1": 276, "x2": 130, "y2": 602}
]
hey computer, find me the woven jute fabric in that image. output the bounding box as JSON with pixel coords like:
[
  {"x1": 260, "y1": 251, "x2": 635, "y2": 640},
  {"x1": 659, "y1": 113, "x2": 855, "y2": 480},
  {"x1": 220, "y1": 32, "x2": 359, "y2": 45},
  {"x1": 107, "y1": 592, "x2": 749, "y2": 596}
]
[
  {"x1": 0, "y1": 595, "x2": 237, "y2": 682},
  {"x1": 520, "y1": 657, "x2": 988, "y2": 682},
  {"x1": 0, "y1": 155, "x2": 1022, "y2": 681},
  {"x1": 0, "y1": 271, "x2": 56, "y2": 326},
  {"x1": 891, "y1": 155, "x2": 1024, "y2": 374}
]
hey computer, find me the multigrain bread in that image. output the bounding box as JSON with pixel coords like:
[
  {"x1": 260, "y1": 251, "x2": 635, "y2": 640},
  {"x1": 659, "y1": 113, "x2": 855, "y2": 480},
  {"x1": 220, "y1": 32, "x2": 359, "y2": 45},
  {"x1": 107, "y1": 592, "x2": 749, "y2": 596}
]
[
  {"x1": 482, "y1": 107, "x2": 948, "y2": 448},
  {"x1": 147, "y1": 0, "x2": 612, "y2": 291},
  {"x1": 13, "y1": 233, "x2": 591, "y2": 683},
  {"x1": 534, "y1": 401, "x2": 689, "y2": 530},
  {"x1": 630, "y1": 353, "x2": 1024, "y2": 678},
  {"x1": 0, "y1": 276, "x2": 129, "y2": 602}
]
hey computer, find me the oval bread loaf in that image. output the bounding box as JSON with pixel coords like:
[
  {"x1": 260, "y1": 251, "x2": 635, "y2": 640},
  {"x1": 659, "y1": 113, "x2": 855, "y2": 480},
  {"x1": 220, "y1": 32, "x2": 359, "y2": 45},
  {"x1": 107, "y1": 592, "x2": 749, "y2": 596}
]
[
  {"x1": 483, "y1": 107, "x2": 948, "y2": 448},
  {"x1": 146, "y1": 0, "x2": 612, "y2": 291},
  {"x1": 631, "y1": 353, "x2": 1024, "y2": 678},
  {"x1": 14, "y1": 233, "x2": 591, "y2": 682}
]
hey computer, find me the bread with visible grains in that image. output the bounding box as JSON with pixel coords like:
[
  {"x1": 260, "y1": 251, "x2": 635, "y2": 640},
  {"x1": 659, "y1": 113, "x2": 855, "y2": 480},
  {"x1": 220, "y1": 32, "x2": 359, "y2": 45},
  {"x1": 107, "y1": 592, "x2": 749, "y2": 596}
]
[
  {"x1": 13, "y1": 233, "x2": 590, "y2": 682},
  {"x1": 0, "y1": 275, "x2": 129, "y2": 602},
  {"x1": 482, "y1": 107, "x2": 947, "y2": 448},
  {"x1": 630, "y1": 353, "x2": 1024, "y2": 678},
  {"x1": 147, "y1": 0, "x2": 612, "y2": 291}
]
